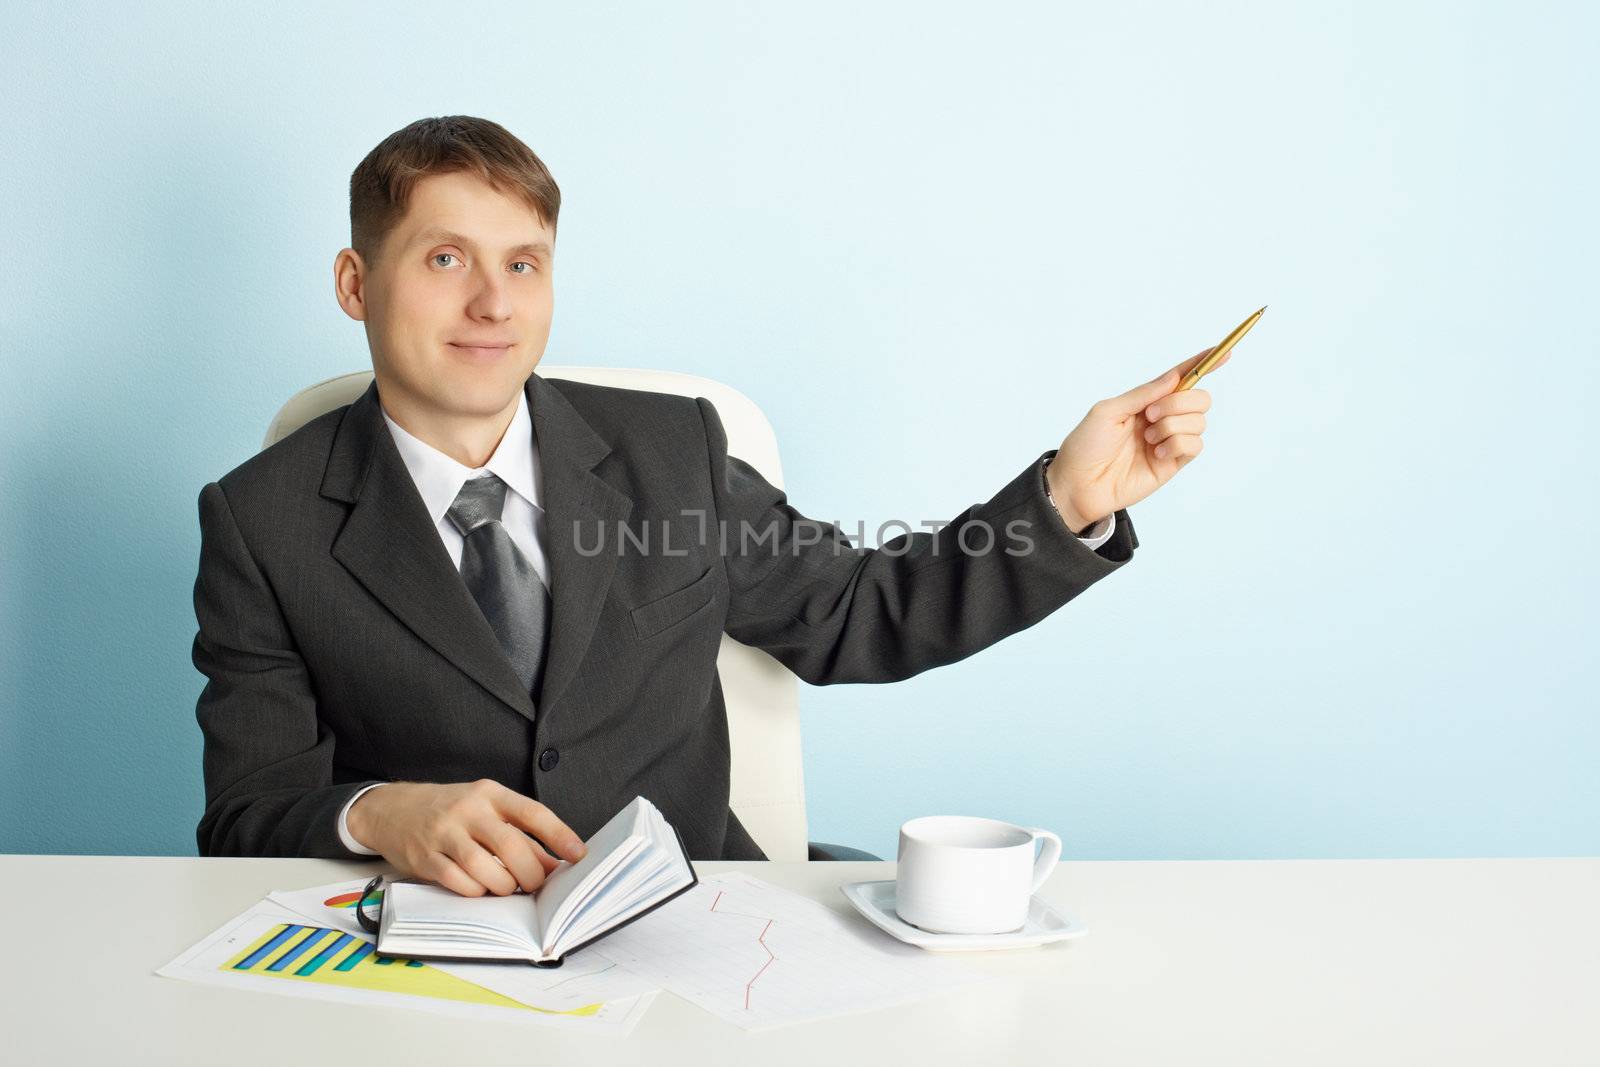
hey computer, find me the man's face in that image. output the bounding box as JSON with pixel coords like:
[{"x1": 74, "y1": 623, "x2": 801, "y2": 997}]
[{"x1": 345, "y1": 171, "x2": 555, "y2": 421}]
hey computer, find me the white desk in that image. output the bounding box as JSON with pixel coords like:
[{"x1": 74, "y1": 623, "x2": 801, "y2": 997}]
[{"x1": 3, "y1": 856, "x2": 1595, "y2": 1065}]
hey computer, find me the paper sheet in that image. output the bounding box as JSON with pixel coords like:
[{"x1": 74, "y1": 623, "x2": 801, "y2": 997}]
[
  {"x1": 156, "y1": 898, "x2": 656, "y2": 1034},
  {"x1": 268, "y1": 879, "x2": 660, "y2": 1011},
  {"x1": 592, "y1": 870, "x2": 995, "y2": 1031}
]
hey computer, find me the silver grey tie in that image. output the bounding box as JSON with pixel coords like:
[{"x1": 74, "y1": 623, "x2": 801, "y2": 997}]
[{"x1": 446, "y1": 473, "x2": 551, "y2": 701}]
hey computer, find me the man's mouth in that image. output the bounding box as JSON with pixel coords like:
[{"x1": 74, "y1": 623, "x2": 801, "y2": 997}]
[{"x1": 447, "y1": 342, "x2": 514, "y2": 360}]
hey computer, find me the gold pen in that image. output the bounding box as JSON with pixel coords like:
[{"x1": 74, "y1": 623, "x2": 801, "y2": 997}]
[{"x1": 1178, "y1": 305, "x2": 1266, "y2": 391}]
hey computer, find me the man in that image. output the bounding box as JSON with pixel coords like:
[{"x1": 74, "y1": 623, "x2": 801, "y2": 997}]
[{"x1": 192, "y1": 116, "x2": 1222, "y2": 896}]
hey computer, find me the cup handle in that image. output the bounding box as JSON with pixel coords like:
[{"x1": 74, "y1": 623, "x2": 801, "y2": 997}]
[{"x1": 1026, "y1": 828, "x2": 1062, "y2": 893}]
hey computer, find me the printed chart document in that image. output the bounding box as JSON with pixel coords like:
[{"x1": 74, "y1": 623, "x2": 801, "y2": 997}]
[
  {"x1": 268, "y1": 879, "x2": 660, "y2": 1012},
  {"x1": 376, "y1": 794, "x2": 697, "y2": 966},
  {"x1": 155, "y1": 898, "x2": 656, "y2": 1034},
  {"x1": 594, "y1": 870, "x2": 996, "y2": 1031}
]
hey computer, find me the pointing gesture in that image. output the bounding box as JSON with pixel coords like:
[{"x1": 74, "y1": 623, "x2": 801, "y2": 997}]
[{"x1": 1045, "y1": 344, "x2": 1232, "y2": 532}]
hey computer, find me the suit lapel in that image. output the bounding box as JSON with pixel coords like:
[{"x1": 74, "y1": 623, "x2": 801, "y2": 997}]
[
  {"x1": 526, "y1": 371, "x2": 633, "y2": 718},
  {"x1": 319, "y1": 372, "x2": 632, "y2": 727}
]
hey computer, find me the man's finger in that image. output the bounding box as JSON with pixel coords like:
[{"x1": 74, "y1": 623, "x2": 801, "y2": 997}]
[
  {"x1": 448, "y1": 834, "x2": 522, "y2": 896},
  {"x1": 1111, "y1": 347, "x2": 1214, "y2": 416},
  {"x1": 504, "y1": 830, "x2": 561, "y2": 871},
  {"x1": 497, "y1": 788, "x2": 588, "y2": 862},
  {"x1": 424, "y1": 849, "x2": 489, "y2": 897},
  {"x1": 1173, "y1": 345, "x2": 1226, "y2": 381},
  {"x1": 1145, "y1": 387, "x2": 1211, "y2": 425},
  {"x1": 478, "y1": 820, "x2": 550, "y2": 894},
  {"x1": 1154, "y1": 433, "x2": 1205, "y2": 462},
  {"x1": 529, "y1": 837, "x2": 561, "y2": 872},
  {"x1": 1144, "y1": 412, "x2": 1206, "y2": 445},
  {"x1": 1111, "y1": 366, "x2": 1182, "y2": 416}
]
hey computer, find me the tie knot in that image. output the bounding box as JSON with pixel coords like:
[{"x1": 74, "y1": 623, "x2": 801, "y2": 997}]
[{"x1": 446, "y1": 474, "x2": 510, "y2": 536}]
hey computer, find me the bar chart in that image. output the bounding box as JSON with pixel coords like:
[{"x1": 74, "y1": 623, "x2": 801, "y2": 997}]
[{"x1": 223, "y1": 920, "x2": 552, "y2": 1008}]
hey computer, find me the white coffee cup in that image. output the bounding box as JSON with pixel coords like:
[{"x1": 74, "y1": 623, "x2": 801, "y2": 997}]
[{"x1": 895, "y1": 815, "x2": 1062, "y2": 934}]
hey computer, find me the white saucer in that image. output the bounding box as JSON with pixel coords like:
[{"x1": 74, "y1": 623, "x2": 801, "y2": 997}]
[{"x1": 840, "y1": 879, "x2": 1088, "y2": 951}]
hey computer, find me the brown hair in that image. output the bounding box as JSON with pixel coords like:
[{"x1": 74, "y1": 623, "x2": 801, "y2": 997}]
[{"x1": 348, "y1": 115, "x2": 561, "y2": 266}]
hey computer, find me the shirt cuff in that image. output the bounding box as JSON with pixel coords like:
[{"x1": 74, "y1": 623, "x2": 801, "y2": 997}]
[
  {"x1": 1042, "y1": 454, "x2": 1117, "y2": 549},
  {"x1": 1074, "y1": 510, "x2": 1116, "y2": 551},
  {"x1": 337, "y1": 782, "x2": 388, "y2": 855}
]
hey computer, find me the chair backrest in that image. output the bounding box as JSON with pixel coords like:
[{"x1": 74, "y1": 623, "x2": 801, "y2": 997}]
[{"x1": 262, "y1": 367, "x2": 810, "y2": 861}]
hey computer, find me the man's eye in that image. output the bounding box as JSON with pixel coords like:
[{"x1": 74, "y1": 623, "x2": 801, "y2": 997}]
[
  {"x1": 432, "y1": 253, "x2": 459, "y2": 268},
  {"x1": 510, "y1": 261, "x2": 537, "y2": 274}
]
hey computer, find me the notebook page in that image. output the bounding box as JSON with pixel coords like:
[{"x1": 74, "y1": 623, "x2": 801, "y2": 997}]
[
  {"x1": 646, "y1": 801, "x2": 693, "y2": 882},
  {"x1": 581, "y1": 803, "x2": 686, "y2": 912},
  {"x1": 384, "y1": 880, "x2": 539, "y2": 951},
  {"x1": 565, "y1": 804, "x2": 669, "y2": 917},
  {"x1": 549, "y1": 845, "x2": 663, "y2": 950},
  {"x1": 550, "y1": 804, "x2": 693, "y2": 953},
  {"x1": 556, "y1": 862, "x2": 684, "y2": 954},
  {"x1": 533, "y1": 796, "x2": 650, "y2": 950}
]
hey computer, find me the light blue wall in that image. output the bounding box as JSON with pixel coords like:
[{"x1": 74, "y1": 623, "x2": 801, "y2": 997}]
[{"x1": 3, "y1": 1, "x2": 1595, "y2": 859}]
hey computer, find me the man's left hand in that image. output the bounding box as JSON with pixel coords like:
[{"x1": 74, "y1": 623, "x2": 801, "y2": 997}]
[{"x1": 1047, "y1": 344, "x2": 1231, "y2": 531}]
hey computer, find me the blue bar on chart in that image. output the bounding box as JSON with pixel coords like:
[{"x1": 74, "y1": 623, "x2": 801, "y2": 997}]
[
  {"x1": 296, "y1": 932, "x2": 355, "y2": 976},
  {"x1": 233, "y1": 925, "x2": 305, "y2": 970},
  {"x1": 267, "y1": 928, "x2": 333, "y2": 972},
  {"x1": 335, "y1": 942, "x2": 374, "y2": 971}
]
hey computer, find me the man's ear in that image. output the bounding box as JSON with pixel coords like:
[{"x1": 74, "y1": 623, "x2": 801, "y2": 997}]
[{"x1": 333, "y1": 247, "x2": 369, "y2": 322}]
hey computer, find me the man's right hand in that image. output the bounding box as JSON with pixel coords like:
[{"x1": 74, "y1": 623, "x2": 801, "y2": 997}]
[{"x1": 346, "y1": 779, "x2": 589, "y2": 896}]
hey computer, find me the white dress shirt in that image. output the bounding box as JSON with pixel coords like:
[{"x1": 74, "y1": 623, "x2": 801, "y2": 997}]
[
  {"x1": 335, "y1": 402, "x2": 1116, "y2": 855},
  {"x1": 336, "y1": 390, "x2": 548, "y2": 855}
]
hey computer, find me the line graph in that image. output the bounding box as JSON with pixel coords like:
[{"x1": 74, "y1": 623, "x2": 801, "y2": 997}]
[
  {"x1": 593, "y1": 871, "x2": 989, "y2": 1031},
  {"x1": 709, "y1": 888, "x2": 778, "y2": 1009}
]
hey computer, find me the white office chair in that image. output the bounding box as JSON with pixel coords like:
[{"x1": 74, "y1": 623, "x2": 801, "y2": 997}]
[{"x1": 263, "y1": 366, "x2": 878, "y2": 862}]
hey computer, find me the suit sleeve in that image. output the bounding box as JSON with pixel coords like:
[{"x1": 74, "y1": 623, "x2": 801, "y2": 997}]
[
  {"x1": 191, "y1": 480, "x2": 382, "y2": 858},
  {"x1": 696, "y1": 397, "x2": 1139, "y2": 686}
]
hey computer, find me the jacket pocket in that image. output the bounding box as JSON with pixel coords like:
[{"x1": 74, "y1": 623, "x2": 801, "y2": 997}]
[{"x1": 631, "y1": 565, "x2": 718, "y2": 640}]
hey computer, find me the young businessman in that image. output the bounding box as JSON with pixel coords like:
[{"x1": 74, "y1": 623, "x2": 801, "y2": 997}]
[{"x1": 192, "y1": 116, "x2": 1223, "y2": 896}]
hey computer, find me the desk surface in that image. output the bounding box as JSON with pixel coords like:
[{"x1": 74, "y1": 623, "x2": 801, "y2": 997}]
[{"x1": 3, "y1": 855, "x2": 1595, "y2": 1066}]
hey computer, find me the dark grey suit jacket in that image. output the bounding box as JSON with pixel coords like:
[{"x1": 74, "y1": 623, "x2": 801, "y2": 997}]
[{"x1": 192, "y1": 371, "x2": 1138, "y2": 861}]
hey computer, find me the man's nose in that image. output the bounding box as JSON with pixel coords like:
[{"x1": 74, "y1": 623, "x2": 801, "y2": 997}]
[{"x1": 466, "y1": 271, "x2": 513, "y2": 319}]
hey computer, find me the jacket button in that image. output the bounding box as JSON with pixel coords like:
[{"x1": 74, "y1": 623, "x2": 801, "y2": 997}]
[{"x1": 538, "y1": 747, "x2": 559, "y2": 771}]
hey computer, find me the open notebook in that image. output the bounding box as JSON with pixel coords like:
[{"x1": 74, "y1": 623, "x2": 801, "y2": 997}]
[{"x1": 372, "y1": 794, "x2": 698, "y2": 967}]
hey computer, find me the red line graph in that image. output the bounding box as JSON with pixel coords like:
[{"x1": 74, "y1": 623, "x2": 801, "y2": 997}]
[{"x1": 709, "y1": 888, "x2": 778, "y2": 1010}]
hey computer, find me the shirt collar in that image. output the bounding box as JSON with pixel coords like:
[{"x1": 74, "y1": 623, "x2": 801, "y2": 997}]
[{"x1": 380, "y1": 389, "x2": 542, "y2": 527}]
